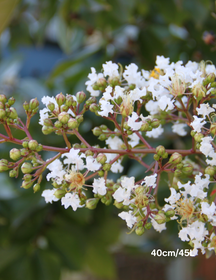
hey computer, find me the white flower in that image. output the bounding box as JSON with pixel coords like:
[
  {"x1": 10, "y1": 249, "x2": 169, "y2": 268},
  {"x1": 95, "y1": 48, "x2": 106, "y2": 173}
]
[
  {"x1": 158, "y1": 95, "x2": 174, "y2": 111},
  {"x1": 146, "y1": 125, "x2": 164, "y2": 138},
  {"x1": 172, "y1": 122, "x2": 187, "y2": 136},
  {"x1": 46, "y1": 159, "x2": 66, "y2": 184},
  {"x1": 156, "y1": 55, "x2": 170, "y2": 69},
  {"x1": 61, "y1": 192, "x2": 84, "y2": 211},
  {"x1": 142, "y1": 174, "x2": 157, "y2": 188},
  {"x1": 164, "y1": 188, "x2": 181, "y2": 205},
  {"x1": 190, "y1": 116, "x2": 206, "y2": 132},
  {"x1": 41, "y1": 189, "x2": 59, "y2": 203},
  {"x1": 123, "y1": 63, "x2": 145, "y2": 87},
  {"x1": 61, "y1": 148, "x2": 85, "y2": 170},
  {"x1": 199, "y1": 136, "x2": 214, "y2": 157},
  {"x1": 106, "y1": 136, "x2": 124, "y2": 150},
  {"x1": 102, "y1": 61, "x2": 119, "y2": 78},
  {"x1": 110, "y1": 160, "x2": 123, "y2": 173},
  {"x1": 85, "y1": 156, "x2": 101, "y2": 171},
  {"x1": 85, "y1": 67, "x2": 103, "y2": 96},
  {"x1": 201, "y1": 202, "x2": 216, "y2": 218},
  {"x1": 127, "y1": 112, "x2": 142, "y2": 130},
  {"x1": 118, "y1": 211, "x2": 137, "y2": 228},
  {"x1": 92, "y1": 177, "x2": 107, "y2": 196},
  {"x1": 196, "y1": 103, "x2": 215, "y2": 117},
  {"x1": 98, "y1": 99, "x2": 114, "y2": 117}
]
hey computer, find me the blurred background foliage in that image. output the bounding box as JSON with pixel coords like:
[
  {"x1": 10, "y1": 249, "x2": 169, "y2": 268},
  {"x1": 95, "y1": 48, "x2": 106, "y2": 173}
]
[{"x1": 0, "y1": 0, "x2": 216, "y2": 279}]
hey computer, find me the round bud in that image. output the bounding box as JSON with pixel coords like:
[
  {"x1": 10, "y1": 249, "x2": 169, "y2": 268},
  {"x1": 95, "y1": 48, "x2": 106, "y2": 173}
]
[
  {"x1": 98, "y1": 134, "x2": 106, "y2": 141},
  {"x1": 56, "y1": 92, "x2": 66, "y2": 106},
  {"x1": 9, "y1": 107, "x2": 18, "y2": 119},
  {"x1": 96, "y1": 153, "x2": 107, "y2": 164},
  {"x1": 76, "y1": 91, "x2": 86, "y2": 103},
  {"x1": 29, "y1": 98, "x2": 39, "y2": 110},
  {"x1": 76, "y1": 115, "x2": 83, "y2": 124},
  {"x1": 33, "y1": 183, "x2": 40, "y2": 193},
  {"x1": 67, "y1": 118, "x2": 78, "y2": 129},
  {"x1": 54, "y1": 121, "x2": 63, "y2": 128},
  {"x1": 85, "y1": 150, "x2": 94, "y2": 157},
  {"x1": 0, "y1": 160, "x2": 9, "y2": 172},
  {"x1": 153, "y1": 154, "x2": 160, "y2": 161},
  {"x1": 89, "y1": 103, "x2": 99, "y2": 113},
  {"x1": 98, "y1": 170, "x2": 104, "y2": 177},
  {"x1": 58, "y1": 112, "x2": 70, "y2": 124},
  {"x1": 102, "y1": 163, "x2": 111, "y2": 171},
  {"x1": 86, "y1": 198, "x2": 100, "y2": 210},
  {"x1": 144, "y1": 222, "x2": 152, "y2": 230},
  {"x1": 135, "y1": 226, "x2": 145, "y2": 236},
  {"x1": 165, "y1": 209, "x2": 176, "y2": 217},
  {"x1": 154, "y1": 212, "x2": 166, "y2": 224},
  {"x1": 23, "y1": 174, "x2": 32, "y2": 181},
  {"x1": 194, "y1": 132, "x2": 204, "y2": 142},
  {"x1": 28, "y1": 140, "x2": 38, "y2": 151},
  {"x1": 210, "y1": 123, "x2": 216, "y2": 136},
  {"x1": 21, "y1": 162, "x2": 33, "y2": 174},
  {"x1": 156, "y1": 145, "x2": 166, "y2": 157},
  {"x1": 192, "y1": 84, "x2": 206, "y2": 101},
  {"x1": 9, "y1": 169, "x2": 17, "y2": 177},
  {"x1": 42, "y1": 126, "x2": 55, "y2": 135},
  {"x1": 205, "y1": 166, "x2": 215, "y2": 177},
  {"x1": 36, "y1": 144, "x2": 43, "y2": 152},
  {"x1": 92, "y1": 127, "x2": 102, "y2": 136},
  {"x1": 21, "y1": 180, "x2": 33, "y2": 189},
  {"x1": 151, "y1": 119, "x2": 160, "y2": 128},
  {"x1": 113, "y1": 200, "x2": 124, "y2": 209},
  {"x1": 0, "y1": 94, "x2": 7, "y2": 104},
  {"x1": 54, "y1": 189, "x2": 66, "y2": 199},
  {"x1": 47, "y1": 102, "x2": 55, "y2": 112},
  {"x1": 140, "y1": 121, "x2": 149, "y2": 131},
  {"x1": 182, "y1": 163, "x2": 193, "y2": 175},
  {"x1": 0, "y1": 109, "x2": 6, "y2": 119},
  {"x1": 10, "y1": 148, "x2": 21, "y2": 161},
  {"x1": 20, "y1": 148, "x2": 29, "y2": 157},
  {"x1": 86, "y1": 97, "x2": 97, "y2": 106},
  {"x1": 169, "y1": 152, "x2": 182, "y2": 165},
  {"x1": 23, "y1": 101, "x2": 29, "y2": 111}
]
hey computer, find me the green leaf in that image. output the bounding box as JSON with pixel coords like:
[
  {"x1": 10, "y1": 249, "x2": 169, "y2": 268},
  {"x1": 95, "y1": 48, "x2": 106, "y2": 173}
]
[
  {"x1": 0, "y1": 246, "x2": 24, "y2": 272},
  {"x1": 0, "y1": 0, "x2": 20, "y2": 35}
]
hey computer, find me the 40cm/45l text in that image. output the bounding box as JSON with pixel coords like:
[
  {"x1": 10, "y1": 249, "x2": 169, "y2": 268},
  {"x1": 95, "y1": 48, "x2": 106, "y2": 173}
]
[{"x1": 151, "y1": 249, "x2": 194, "y2": 257}]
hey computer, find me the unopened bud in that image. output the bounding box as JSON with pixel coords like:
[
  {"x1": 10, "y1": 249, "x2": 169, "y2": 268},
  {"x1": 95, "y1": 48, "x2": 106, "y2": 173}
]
[
  {"x1": 101, "y1": 194, "x2": 112, "y2": 206},
  {"x1": 23, "y1": 101, "x2": 29, "y2": 111},
  {"x1": 28, "y1": 140, "x2": 38, "y2": 150},
  {"x1": 76, "y1": 91, "x2": 86, "y2": 103},
  {"x1": 114, "y1": 200, "x2": 124, "y2": 209},
  {"x1": 96, "y1": 153, "x2": 107, "y2": 164},
  {"x1": 0, "y1": 160, "x2": 9, "y2": 172},
  {"x1": 56, "y1": 92, "x2": 66, "y2": 106},
  {"x1": 156, "y1": 145, "x2": 166, "y2": 156},
  {"x1": 29, "y1": 98, "x2": 39, "y2": 110},
  {"x1": 97, "y1": 77, "x2": 107, "y2": 89},
  {"x1": 58, "y1": 112, "x2": 70, "y2": 124},
  {"x1": 192, "y1": 84, "x2": 206, "y2": 101},
  {"x1": 92, "y1": 127, "x2": 102, "y2": 136},
  {"x1": 21, "y1": 162, "x2": 33, "y2": 174},
  {"x1": 10, "y1": 148, "x2": 21, "y2": 161},
  {"x1": 108, "y1": 77, "x2": 120, "y2": 87},
  {"x1": 54, "y1": 121, "x2": 63, "y2": 128},
  {"x1": 42, "y1": 126, "x2": 55, "y2": 135},
  {"x1": 9, "y1": 107, "x2": 18, "y2": 119},
  {"x1": 154, "y1": 212, "x2": 166, "y2": 224},
  {"x1": 23, "y1": 174, "x2": 32, "y2": 181},
  {"x1": 120, "y1": 96, "x2": 133, "y2": 117},
  {"x1": 102, "y1": 163, "x2": 111, "y2": 171},
  {"x1": 140, "y1": 121, "x2": 149, "y2": 131},
  {"x1": 47, "y1": 102, "x2": 55, "y2": 112},
  {"x1": 76, "y1": 115, "x2": 83, "y2": 124},
  {"x1": 21, "y1": 180, "x2": 33, "y2": 189},
  {"x1": 205, "y1": 166, "x2": 215, "y2": 176},
  {"x1": 144, "y1": 222, "x2": 152, "y2": 230},
  {"x1": 86, "y1": 198, "x2": 100, "y2": 209},
  {"x1": 169, "y1": 152, "x2": 182, "y2": 165},
  {"x1": 20, "y1": 148, "x2": 29, "y2": 156},
  {"x1": 86, "y1": 96, "x2": 97, "y2": 106},
  {"x1": 210, "y1": 123, "x2": 216, "y2": 136},
  {"x1": 165, "y1": 209, "x2": 176, "y2": 217},
  {"x1": 0, "y1": 94, "x2": 7, "y2": 104},
  {"x1": 65, "y1": 95, "x2": 74, "y2": 106},
  {"x1": 67, "y1": 118, "x2": 78, "y2": 129},
  {"x1": 151, "y1": 119, "x2": 160, "y2": 128},
  {"x1": 89, "y1": 103, "x2": 99, "y2": 113},
  {"x1": 98, "y1": 170, "x2": 104, "y2": 177},
  {"x1": 8, "y1": 97, "x2": 15, "y2": 106},
  {"x1": 9, "y1": 169, "x2": 17, "y2": 177},
  {"x1": 54, "y1": 189, "x2": 66, "y2": 199},
  {"x1": 98, "y1": 134, "x2": 106, "y2": 141},
  {"x1": 194, "y1": 132, "x2": 204, "y2": 142},
  {"x1": 0, "y1": 109, "x2": 6, "y2": 119},
  {"x1": 182, "y1": 163, "x2": 193, "y2": 175},
  {"x1": 203, "y1": 73, "x2": 215, "y2": 86},
  {"x1": 33, "y1": 183, "x2": 40, "y2": 193},
  {"x1": 135, "y1": 226, "x2": 145, "y2": 236}
]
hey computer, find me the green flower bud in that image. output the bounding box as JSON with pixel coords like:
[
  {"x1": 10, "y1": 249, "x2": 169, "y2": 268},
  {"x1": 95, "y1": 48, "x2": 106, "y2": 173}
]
[
  {"x1": 192, "y1": 84, "x2": 206, "y2": 101},
  {"x1": 210, "y1": 123, "x2": 216, "y2": 136},
  {"x1": 144, "y1": 222, "x2": 152, "y2": 230},
  {"x1": 10, "y1": 148, "x2": 21, "y2": 161},
  {"x1": 0, "y1": 102, "x2": 4, "y2": 109},
  {"x1": 151, "y1": 119, "x2": 160, "y2": 128},
  {"x1": 42, "y1": 126, "x2": 55, "y2": 135},
  {"x1": 28, "y1": 140, "x2": 38, "y2": 151},
  {"x1": 85, "y1": 198, "x2": 100, "y2": 209},
  {"x1": 54, "y1": 189, "x2": 66, "y2": 199},
  {"x1": 203, "y1": 73, "x2": 215, "y2": 86},
  {"x1": 162, "y1": 152, "x2": 168, "y2": 159},
  {"x1": 108, "y1": 76, "x2": 120, "y2": 87},
  {"x1": 0, "y1": 94, "x2": 7, "y2": 104},
  {"x1": 153, "y1": 154, "x2": 160, "y2": 161},
  {"x1": 21, "y1": 162, "x2": 33, "y2": 174},
  {"x1": 98, "y1": 134, "x2": 106, "y2": 141},
  {"x1": 20, "y1": 148, "x2": 29, "y2": 157},
  {"x1": 92, "y1": 127, "x2": 102, "y2": 136},
  {"x1": 23, "y1": 101, "x2": 29, "y2": 111},
  {"x1": 47, "y1": 102, "x2": 55, "y2": 112},
  {"x1": 9, "y1": 107, "x2": 18, "y2": 119},
  {"x1": 67, "y1": 118, "x2": 78, "y2": 129},
  {"x1": 76, "y1": 115, "x2": 83, "y2": 124},
  {"x1": 65, "y1": 95, "x2": 74, "y2": 106},
  {"x1": 165, "y1": 209, "x2": 176, "y2": 217},
  {"x1": 58, "y1": 112, "x2": 70, "y2": 124},
  {"x1": 190, "y1": 130, "x2": 196, "y2": 137},
  {"x1": 119, "y1": 96, "x2": 133, "y2": 118},
  {"x1": 205, "y1": 166, "x2": 215, "y2": 176},
  {"x1": 156, "y1": 145, "x2": 166, "y2": 156},
  {"x1": 194, "y1": 132, "x2": 204, "y2": 142},
  {"x1": 36, "y1": 144, "x2": 43, "y2": 152},
  {"x1": 60, "y1": 105, "x2": 69, "y2": 112},
  {"x1": 140, "y1": 121, "x2": 149, "y2": 131},
  {"x1": 135, "y1": 226, "x2": 145, "y2": 236},
  {"x1": 97, "y1": 77, "x2": 107, "y2": 89},
  {"x1": 85, "y1": 150, "x2": 94, "y2": 157},
  {"x1": 21, "y1": 180, "x2": 33, "y2": 189},
  {"x1": 89, "y1": 103, "x2": 99, "y2": 113},
  {"x1": 56, "y1": 92, "x2": 66, "y2": 106},
  {"x1": 29, "y1": 98, "x2": 39, "y2": 110},
  {"x1": 54, "y1": 120, "x2": 63, "y2": 128},
  {"x1": 169, "y1": 152, "x2": 182, "y2": 165},
  {"x1": 96, "y1": 153, "x2": 107, "y2": 164},
  {"x1": 33, "y1": 183, "x2": 40, "y2": 193},
  {"x1": 9, "y1": 169, "x2": 17, "y2": 177},
  {"x1": 174, "y1": 169, "x2": 182, "y2": 177},
  {"x1": 0, "y1": 160, "x2": 9, "y2": 172},
  {"x1": 154, "y1": 212, "x2": 166, "y2": 224},
  {"x1": 23, "y1": 174, "x2": 32, "y2": 181},
  {"x1": 8, "y1": 97, "x2": 15, "y2": 106},
  {"x1": 0, "y1": 109, "x2": 6, "y2": 119},
  {"x1": 76, "y1": 91, "x2": 86, "y2": 103},
  {"x1": 182, "y1": 163, "x2": 193, "y2": 175},
  {"x1": 98, "y1": 170, "x2": 104, "y2": 177},
  {"x1": 103, "y1": 163, "x2": 111, "y2": 171},
  {"x1": 99, "y1": 125, "x2": 107, "y2": 131},
  {"x1": 43, "y1": 118, "x2": 53, "y2": 127},
  {"x1": 86, "y1": 97, "x2": 97, "y2": 106}
]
